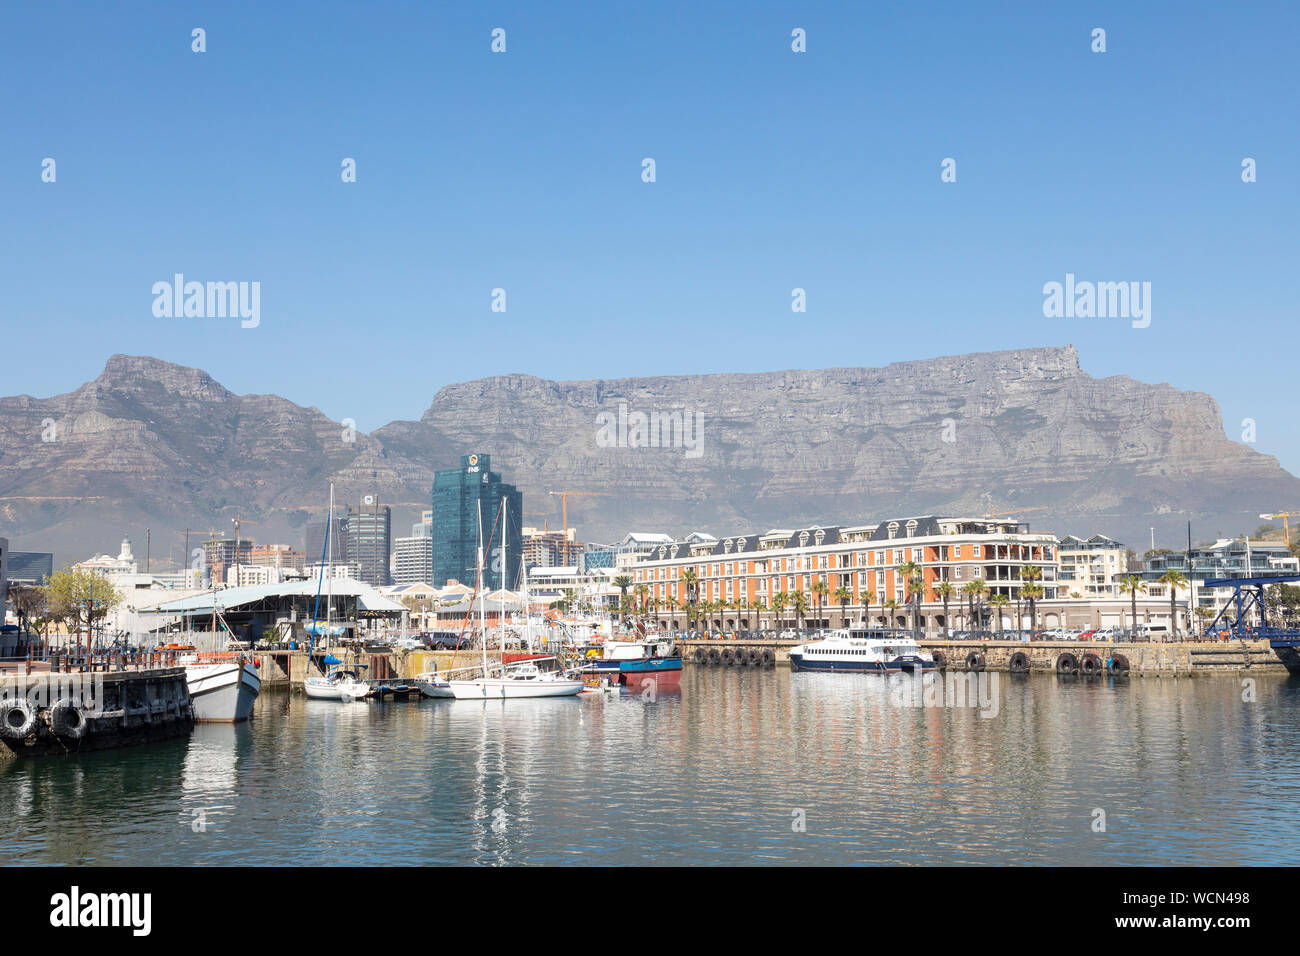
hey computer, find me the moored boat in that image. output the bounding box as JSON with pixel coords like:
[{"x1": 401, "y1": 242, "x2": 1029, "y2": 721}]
[
  {"x1": 581, "y1": 638, "x2": 682, "y2": 686},
  {"x1": 180, "y1": 650, "x2": 261, "y2": 722},
  {"x1": 789, "y1": 629, "x2": 902, "y2": 674}
]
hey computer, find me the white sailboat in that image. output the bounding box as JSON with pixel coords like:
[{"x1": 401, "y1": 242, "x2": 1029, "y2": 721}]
[
  {"x1": 447, "y1": 499, "x2": 583, "y2": 700},
  {"x1": 303, "y1": 482, "x2": 370, "y2": 702}
]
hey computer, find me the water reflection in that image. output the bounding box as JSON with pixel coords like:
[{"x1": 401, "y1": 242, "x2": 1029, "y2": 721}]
[{"x1": 1, "y1": 673, "x2": 1298, "y2": 865}]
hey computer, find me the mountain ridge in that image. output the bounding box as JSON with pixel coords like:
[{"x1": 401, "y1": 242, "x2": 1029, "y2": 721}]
[{"x1": 0, "y1": 346, "x2": 1294, "y2": 566}]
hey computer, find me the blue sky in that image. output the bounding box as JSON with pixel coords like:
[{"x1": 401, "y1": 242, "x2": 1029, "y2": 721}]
[{"x1": 3, "y1": 2, "x2": 1298, "y2": 472}]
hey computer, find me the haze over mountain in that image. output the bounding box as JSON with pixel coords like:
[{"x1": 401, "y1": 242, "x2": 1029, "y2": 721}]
[{"x1": 1, "y1": 346, "x2": 1295, "y2": 567}]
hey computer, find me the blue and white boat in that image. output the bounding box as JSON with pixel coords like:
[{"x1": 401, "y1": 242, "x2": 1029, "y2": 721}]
[
  {"x1": 581, "y1": 638, "x2": 682, "y2": 686},
  {"x1": 790, "y1": 629, "x2": 914, "y2": 674}
]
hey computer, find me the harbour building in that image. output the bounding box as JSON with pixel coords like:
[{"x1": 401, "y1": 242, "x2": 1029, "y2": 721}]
[
  {"x1": 1057, "y1": 534, "x2": 1129, "y2": 597},
  {"x1": 629, "y1": 515, "x2": 1060, "y2": 633},
  {"x1": 393, "y1": 521, "x2": 434, "y2": 585},
  {"x1": 6, "y1": 551, "x2": 54, "y2": 586},
  {"x1": 341, "y1": 495, "x2": 392, "y2": 587},
  {"x1": 431, "y1": 453, "x2": 522, "y2": 591}
]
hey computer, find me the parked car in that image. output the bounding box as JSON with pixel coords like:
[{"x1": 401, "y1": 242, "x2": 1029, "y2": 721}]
[
  {"x1": 1078, "y1": 629, "x2": 1097, "y2": 641},
  {"x1": 423, "y1": 631, "x2": 463, "y2": 650}
]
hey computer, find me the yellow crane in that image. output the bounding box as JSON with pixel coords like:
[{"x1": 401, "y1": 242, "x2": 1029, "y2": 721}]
[
  {"x1": 1260, "y1": 511, "x2": 1300, "y2": 550},
  {"x1": 981, "y1": 506, "x2": 1048, "y2": 519},
  {"x1": 548, "y1": 491, "x2": 611, "y2": 541}
]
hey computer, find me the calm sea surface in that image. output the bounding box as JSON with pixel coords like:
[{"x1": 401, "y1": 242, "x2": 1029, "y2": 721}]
[{"x1": 2, "y1": 668, "x2": 1298, "y2": 866}]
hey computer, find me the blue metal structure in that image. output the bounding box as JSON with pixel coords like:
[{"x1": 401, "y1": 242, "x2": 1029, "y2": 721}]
[{"x1": 1201, "y1": 573, "x2": 1300, "y2": 673}]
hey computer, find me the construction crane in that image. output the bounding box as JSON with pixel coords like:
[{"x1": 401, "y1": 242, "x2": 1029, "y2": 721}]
[
  {"x1": 548, "y1": 491, "x2": 611, "y2": 541},
  {"x1": 231, "y1": 515, "x2": 259, "y2": 585},
  {"x1": 1260, "y1": 511, "x2": 1300, "y2": 550},
  {"x1": 522, "y1": 511, "x2": 551, "y2": 532},
  {"x1": 982, "y1": 506, "x2": 1048, "y2": 519}
]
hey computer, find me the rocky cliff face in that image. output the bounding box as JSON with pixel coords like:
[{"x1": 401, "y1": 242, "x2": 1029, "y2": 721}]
[{"x1": 1, "y1": 347, "x2": 1295, "y2": 564}]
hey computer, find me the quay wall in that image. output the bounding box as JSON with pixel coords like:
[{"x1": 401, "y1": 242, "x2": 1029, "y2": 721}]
[
  {"x1": 0, "y1": 666, "x2": 193, "y2": 759},
  {"x1": 677, "y1": 639, "x2": 1285, "y2": 675}
]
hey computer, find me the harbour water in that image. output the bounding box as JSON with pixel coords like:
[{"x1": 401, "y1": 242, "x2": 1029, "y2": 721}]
[{"x1": 2, "y1": 668, "x2": 1298, "y2": 866}]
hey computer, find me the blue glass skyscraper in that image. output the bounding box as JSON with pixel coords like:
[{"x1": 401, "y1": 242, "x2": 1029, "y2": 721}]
[{"x1": 431, "y1": 453, "x2": 523, "y2": 591}]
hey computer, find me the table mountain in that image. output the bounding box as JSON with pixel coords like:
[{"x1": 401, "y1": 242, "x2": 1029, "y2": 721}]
[{"x1": 1, "y1": 347, "x2": 1295, "y2": 566}]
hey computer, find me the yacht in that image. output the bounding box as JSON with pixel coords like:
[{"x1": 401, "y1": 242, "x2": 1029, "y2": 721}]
[
  {"x1": 448, "y1": 660, "x2": 584, "y2": 700},
  {"x1": 304, "y1": 664, "x2": 370, "y2": 701},
  {"x1": 789, "y1": 629, "x2": 904, "y2": 674}
]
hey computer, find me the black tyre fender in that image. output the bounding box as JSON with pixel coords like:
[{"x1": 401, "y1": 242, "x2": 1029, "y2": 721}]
[
  {"x1": 747, "y1": 648, "x2": 761, "y2": 665},
  {"x1": 1008, "y1": 651, "x2": 1030, "y2": 674},
  {"x1": 965, "y1": 652, "x2": 985, "y2": 672},
  {"x1": 761, "y1": 648, "x2": 775, "y2": 667},
  {"x1": 932, "y1": 651, "x2": 947, "y2": 671},
  {"x1": 1056, "y1": 653, "x2": 1079, "y2": 675},
  {"x1": 1080, "y1": 653, "x2": 1103, "y2": 677},
  {"x1": 0, "y1": 698, "x2": 38, "y2": 740},
  {"x1": 48, "y1": 698, "x2": 88, "y2": 740},
  {"x1": 694, "y1": 648, "x2": 708, "y2": 664},
  {"x1": 720, "y1": 648, "x2": 735, "y2": 665},
  {"x1": 708, "y1": 648, "x2": 721, "y2": 665},
  {"x1": 1108, "y1": 653, "x2": 1131, "y2": 676}
]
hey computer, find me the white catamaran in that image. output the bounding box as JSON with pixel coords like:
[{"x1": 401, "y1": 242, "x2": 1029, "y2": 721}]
[{"x1": 446, "y1": 499, "x2": 583, "y2": 700}]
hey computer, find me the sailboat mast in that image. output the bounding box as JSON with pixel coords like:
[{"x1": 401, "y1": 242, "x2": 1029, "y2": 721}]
[
  {"x1": 501, "y1": 499, "x2": 508, "y2": 669},
  {"x1": 478, "y1": 497, "x2": 487, "y2": 677},
  {"x1": 326, "y1": 481, "x2": 334, "y2": 649}
]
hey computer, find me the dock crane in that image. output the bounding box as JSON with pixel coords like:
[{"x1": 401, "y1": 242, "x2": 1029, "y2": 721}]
[
  {"x1": 548, "y1": 491, "x2": 611, "y2": 544},
  {"x1": 1260, "y1": 511, "x2": 1300, "y2": 551}
]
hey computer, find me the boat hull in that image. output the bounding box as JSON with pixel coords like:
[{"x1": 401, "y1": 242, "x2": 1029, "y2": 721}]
[
  {"x1": 186, "y1": 661, "x2": 261, "y2": 722},
  {"x1": 446, "y1": 678, "x2": 585, "y2": 700},
  {"x1": 789, "y1": 654, "x2": 900, "y2": 674},
  {"x1": 615, "y1": 658, "x2": 682, "y2": 687},
  {"x1": 414, "y1": 679, "x2": 456, "y2": 699},
  {"x1": 303, "y1": 677, "x2": 369, "y2": 701}
]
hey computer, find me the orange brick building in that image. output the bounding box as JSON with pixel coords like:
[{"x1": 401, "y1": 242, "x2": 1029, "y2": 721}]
[{"x1": 631, "y1": 515, "x2": 1060, "y2": 633}]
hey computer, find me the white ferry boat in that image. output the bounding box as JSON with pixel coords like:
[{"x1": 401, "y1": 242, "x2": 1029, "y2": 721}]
[{"x1": 789, "y1": 629, "x2": 934, "y2": 674}]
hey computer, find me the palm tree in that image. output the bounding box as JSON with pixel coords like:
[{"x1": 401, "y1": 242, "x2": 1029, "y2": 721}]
[
  {"x1": 935, "y1": 580, "x2": 954, "y2": 637},
  {"x1": 861, "y1": 588, "x2": 874, "y2": 627},
  {"x1": 898, "y1": 560, "x2": 923, "y2": 639},
  {"x1": 751, "y1": 597, "x2": 768, "y2": 630},
  {"x1": 772, "y1": 591, "x2": 789, "y2": 630},
  {"x1": 833, "y1": 585, "x2": 852, "y2": 627},
  {"x1": 884, "y1": 598, "x2": 900, "y2": 628},
  {"x1": 1021, "y1": 583, "x2": 1044, "y2": 630},
  {"x1": 682, "y1": 569, "x2": 699, "y2": 629},
  {"x1": 1157, "y1": 570, "x2": 1189, "y2": 639},
  {"x1": 791, "y1": 591, "x2": 810, "y2": 631},
  {"x1": 965, "y1": 579, "x2": 989, "y2": 631},
  {"x1": 612, "y1": 575, "x2": 634, "y2": 623},
  {"x1": 989, "y1": 593, "x2": 1010, "y2": 634},
  {"x1": 811, "y1": 580, "x2": 829, "y2": 628},
  {"x1": 1119, "y1": 574, "x2": 1148, "y2": 635}
]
